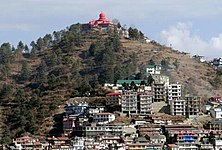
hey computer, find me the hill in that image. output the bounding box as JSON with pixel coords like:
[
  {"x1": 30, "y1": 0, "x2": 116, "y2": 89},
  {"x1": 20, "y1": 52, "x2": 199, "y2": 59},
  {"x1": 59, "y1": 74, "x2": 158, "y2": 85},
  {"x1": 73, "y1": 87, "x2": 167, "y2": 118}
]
[{"x1": 0, "y1": 23, "x2": 221, "y2": 143}]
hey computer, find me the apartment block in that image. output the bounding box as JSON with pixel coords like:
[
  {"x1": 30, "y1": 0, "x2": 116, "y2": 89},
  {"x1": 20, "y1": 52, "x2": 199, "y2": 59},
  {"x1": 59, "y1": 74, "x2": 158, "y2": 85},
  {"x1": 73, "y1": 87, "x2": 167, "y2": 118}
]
[
  {"x1": 138, "y1": 92, "x2": 153, "y2": 115},
  {"x1": 106, "y1": 92, "x2": 121, "y2": 106},
  {"x1": 185, "y1": 95, "x2": 201, "y2": 118},
  {"x1": 168, "y1": 83, "x2": 182, "y2": 102},
  {"x1": 153, "y1": 83, "x2": 165, "y2": 102},
  {"x1": 121, "y1": 91, "x2": 138, "y2": 115},
  {"x1": 170, "y1": 99, "x2": 186, "y2": 116}
]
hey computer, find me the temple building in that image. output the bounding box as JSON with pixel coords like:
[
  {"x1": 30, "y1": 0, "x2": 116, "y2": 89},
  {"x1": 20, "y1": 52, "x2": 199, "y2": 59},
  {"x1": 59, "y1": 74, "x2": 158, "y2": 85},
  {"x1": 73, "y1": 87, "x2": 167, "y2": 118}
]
[{"x1": 82, "y1": 12, "x2": 114, "y2": 31}]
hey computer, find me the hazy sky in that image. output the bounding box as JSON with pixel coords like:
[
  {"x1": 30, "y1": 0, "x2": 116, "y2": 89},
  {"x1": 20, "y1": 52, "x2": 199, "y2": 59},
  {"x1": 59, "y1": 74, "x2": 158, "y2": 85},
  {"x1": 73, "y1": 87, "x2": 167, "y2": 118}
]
[{"x1": 1, "y1": 0, "x2": 222, "y2": 59}]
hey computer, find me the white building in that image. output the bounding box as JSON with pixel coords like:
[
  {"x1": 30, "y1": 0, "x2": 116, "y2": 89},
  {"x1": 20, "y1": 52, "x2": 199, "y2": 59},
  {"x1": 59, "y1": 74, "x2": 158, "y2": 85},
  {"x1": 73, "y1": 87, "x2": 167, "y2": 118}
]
[
  {"x1": 146, "y1": 64, "x2": 162, "y2": 75},
  {"x1": 121, "y1": 91, "x2": 138, "y2": 115},
  {"x1": 210, "y1": 107, "x2": 222, "y2": 119},
  {"x1": 93, "y1": 113, "x2": 115, "y2": 124},
  {"x1": 139, "y1": 92, "x2": 153, "y2": 115},
  {"x1": 168, "y1": 83, "x2": 182, "y2": 102},
  {"x1": 168, "y1": 83, "x2": 185, "y2": 116},
  {"x1": 170, "y1": 99, "x2": 186, "y2": 116},
  {"x1": 71, "y1": 137, "x2": 85, "y2": 150}
]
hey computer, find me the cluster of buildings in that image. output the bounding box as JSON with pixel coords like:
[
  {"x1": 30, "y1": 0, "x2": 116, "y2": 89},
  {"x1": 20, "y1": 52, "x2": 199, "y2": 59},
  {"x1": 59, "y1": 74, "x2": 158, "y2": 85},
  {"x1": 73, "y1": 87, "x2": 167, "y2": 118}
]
[{"x1": 105, "y1": 63, "x2": 201, "y2": 119}]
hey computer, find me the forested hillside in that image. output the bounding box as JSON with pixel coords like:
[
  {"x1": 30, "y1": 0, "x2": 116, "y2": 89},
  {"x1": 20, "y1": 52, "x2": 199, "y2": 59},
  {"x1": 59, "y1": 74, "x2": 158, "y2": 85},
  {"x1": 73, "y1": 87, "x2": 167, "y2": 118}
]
[{"x1": 0, "y1": 23, "x2": 221, "y2": 144}]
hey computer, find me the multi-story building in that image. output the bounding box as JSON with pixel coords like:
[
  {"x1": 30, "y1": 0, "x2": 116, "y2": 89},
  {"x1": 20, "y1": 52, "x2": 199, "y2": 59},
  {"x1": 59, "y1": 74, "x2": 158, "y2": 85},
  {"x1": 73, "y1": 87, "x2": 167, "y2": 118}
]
[
  {"x1": 168, "y1": 83, "x2": 185, "y2": 116},
  {"x1": 170, "y1": 99, "x2": 186, "y2": 116},
  {"x1": 153, "y1": 83, "x2": 165, "y2": 102},
  {"x1": 121, "y1": 90, "x2": 153, "y2": 115},
  {"x1": 138, "y1": 92, "x2": 153, "y2": 115},
  {"x1": 168, "y1": 83, "x2": 182, "y2": 102},
  {"x1": 93, "y1": 112, "x2": 115, "y2": 124},
  {"x1": 185, "y1": 95, "x2": 201, "y2": 118},
  {"x1": 121, "y1": 91, "x2": 138, "y2": 115},
  {"x1": 106, "y1": 92, "x2": 121, "y2": 106}
]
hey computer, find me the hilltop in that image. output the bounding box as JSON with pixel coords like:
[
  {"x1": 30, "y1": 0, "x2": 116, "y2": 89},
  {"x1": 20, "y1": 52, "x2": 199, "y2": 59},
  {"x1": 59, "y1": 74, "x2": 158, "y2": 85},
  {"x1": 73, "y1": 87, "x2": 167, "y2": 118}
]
[{"x1": 0, "y1": 22, "x2": 221, "y2": 143}]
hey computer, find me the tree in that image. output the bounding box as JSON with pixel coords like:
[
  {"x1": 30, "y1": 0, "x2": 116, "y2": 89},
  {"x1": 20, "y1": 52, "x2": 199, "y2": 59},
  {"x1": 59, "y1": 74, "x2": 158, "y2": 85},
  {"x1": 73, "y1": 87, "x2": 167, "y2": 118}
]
[
  {"x1": 0, "y1": 83, "x2": 13, "y2": 99},
  {"x1": 71, "y1": 60, "x2": 81, "y2": 80},
  {"x1": 0, "y1": 43, "x2": 12, "y2": 64},
  {"x1": 0, "y1": 64, "x2": 11, "y2": 80},
  {"x1": 43, "y1": 34, "x2": 53, "y2": 47},
  {"x1": 19, "y1": 60, "x2": 31, "y2": 81},
  {"x1": 29, "y1": 93, "x2": 41, "y2": 108},
  {"x1": 0, "y1": 126, "x2": 12, "y2": 144},
  {"x1": 128, "y1": 27, "x2": 139, "y2": 40},
  {"x1": 17, "y1": 41, "x2": 25, "y2": 52},
  {"x1": 24, "y1": 44, "x2": 29, "y2": 54},
  {"x1": 36, "y1": 37, "x2": 45, "y2": 50},
  {"x1": 36, "y1": 60, "x2": 47, "y2": 84},
  {"x1": 30, "y1": 41, "x2": 37, "y2": 58},
  {"x1": 14, "y1": 89, "x2": 27, "y2": 104}
]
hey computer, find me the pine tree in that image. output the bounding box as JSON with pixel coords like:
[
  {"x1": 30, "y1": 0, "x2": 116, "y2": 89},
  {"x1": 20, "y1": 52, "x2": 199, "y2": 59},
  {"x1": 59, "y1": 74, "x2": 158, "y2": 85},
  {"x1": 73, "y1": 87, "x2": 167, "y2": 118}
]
[{"x1": 20, "y1": 60, "x2": 31, "y2": 81}]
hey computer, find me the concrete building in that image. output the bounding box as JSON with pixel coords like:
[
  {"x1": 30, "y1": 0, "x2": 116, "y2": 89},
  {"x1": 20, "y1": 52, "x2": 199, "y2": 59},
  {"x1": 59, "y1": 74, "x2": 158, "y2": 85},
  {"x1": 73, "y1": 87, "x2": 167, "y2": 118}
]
[
  {"x1": 210, "y1": 106, "x2": 222, "y2": 119},
  {"x1": 121, "y1": 91, "x2": 138, "y2": 115},
  {"x1": 152, "y1": 83, "x2": 165, "y2": 102},
  {"x1": 146, "y1": 64, "x2": 162, "y2": 75},
  {"x1": 152, "y1": 74, "x2": 170, "y2": 89},
  {"x1": 93, "y1": 113, "x2": 115, "y2": 124},
  {"x1": 138, "y1": 92, "x2": 153, "y2": 115},
  {"x1": 185, "y1": 95, "x2": 201, "y2": 118},
  {"x1": 106, "y1": 92, "x2": 121, "y2": 106},
  {"x1": 64, "y1": 102, "x2": 88, "y2": 116},
  {"x1": 73, "y1": 123, "x2": 124, "y2": 137},
  {"x1": 170, "y1": 99, "x2": 186, "y2": 116},
  {"x1": 168, "y1": 83, "x2": 182, "y2": 102}
]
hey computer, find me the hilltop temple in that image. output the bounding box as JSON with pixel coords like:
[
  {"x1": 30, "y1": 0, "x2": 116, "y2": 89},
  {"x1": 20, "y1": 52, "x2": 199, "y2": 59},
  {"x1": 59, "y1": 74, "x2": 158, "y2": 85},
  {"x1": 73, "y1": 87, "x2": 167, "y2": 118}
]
[{"x1": 82, "y1": 12, "x2": 114, "y2": 31}]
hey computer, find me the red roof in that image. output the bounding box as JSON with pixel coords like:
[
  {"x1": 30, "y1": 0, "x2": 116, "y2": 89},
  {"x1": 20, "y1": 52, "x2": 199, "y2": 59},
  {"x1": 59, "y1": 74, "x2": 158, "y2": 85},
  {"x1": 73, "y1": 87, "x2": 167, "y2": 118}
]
[{"x1": 106, "y1": 92, "x2": 121, "y2": 96}]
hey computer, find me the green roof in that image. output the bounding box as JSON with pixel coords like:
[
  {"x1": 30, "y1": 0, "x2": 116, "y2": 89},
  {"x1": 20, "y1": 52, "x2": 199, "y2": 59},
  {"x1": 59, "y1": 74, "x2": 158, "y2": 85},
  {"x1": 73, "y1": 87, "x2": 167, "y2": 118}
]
[
  {"x1": 117, "y1": 80, "x2": 147, "y2": 84},
  {"x1": 146, "y1": 64, "x2": 161, "y2": 68}
]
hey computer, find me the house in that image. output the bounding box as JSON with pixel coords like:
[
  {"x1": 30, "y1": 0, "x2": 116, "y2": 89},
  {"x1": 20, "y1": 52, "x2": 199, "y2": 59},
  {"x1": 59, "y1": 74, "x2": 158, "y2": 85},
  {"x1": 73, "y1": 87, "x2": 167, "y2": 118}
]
[
  {"x1": 106, "y1": 92, "x2": 122, "y2": 106},
  {"x1": 212, "y1": 57, "x2": 222, "y2": 68},
  {"x1": 71, "y1": 137, "x2": 85, "y2": 150},
  {"x1": 93, "y1": 112, "x2": 115, "y2": 124},
  {"x1": 46, "y1": 136, "x2": 71, "y2": 149},
  {"x1": 210, "y1": 106, "x2": 222, "y2": 119},
  {"x1": 152, "y1": 74, "x2": 170, "y2": 89},
  {"x1": 87, "y1": 106, "x2": 105, "y2": 116},
  {"x1": 13, "y1": 136, "x2": 47, "y2": 150},
  {"x1": 146, "y1": 64, "x2": 162, "y2": 75}
]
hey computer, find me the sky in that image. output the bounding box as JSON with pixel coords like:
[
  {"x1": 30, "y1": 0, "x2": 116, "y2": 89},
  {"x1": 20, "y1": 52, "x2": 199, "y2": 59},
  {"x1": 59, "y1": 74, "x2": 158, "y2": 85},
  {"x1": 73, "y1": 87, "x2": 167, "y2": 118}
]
[{"x1": 1, "y1": 0, "x2": 222, "y2": 59}]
